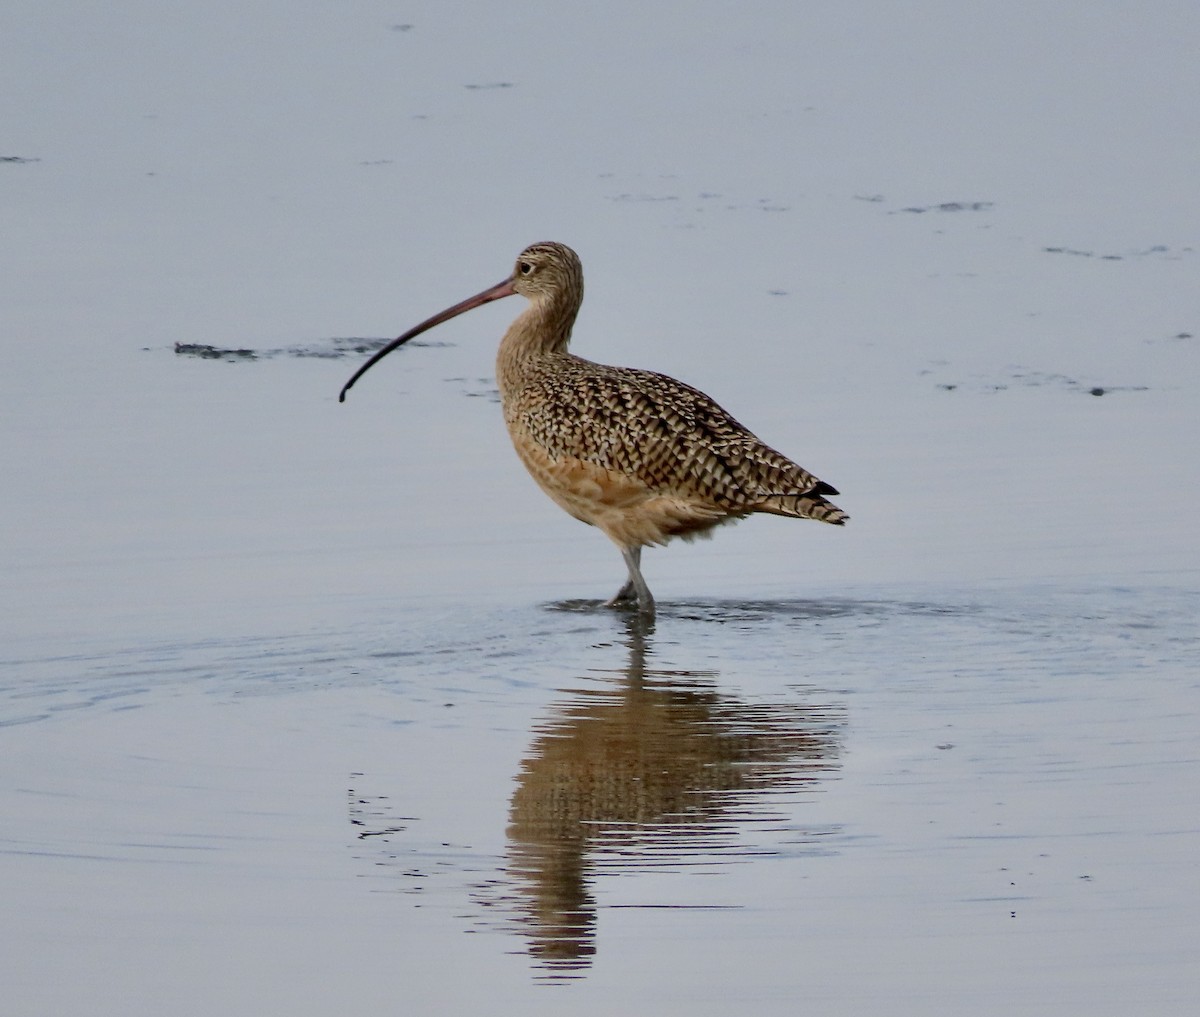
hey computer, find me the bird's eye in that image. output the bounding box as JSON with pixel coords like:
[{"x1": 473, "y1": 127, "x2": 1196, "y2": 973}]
[{"x1": 519, "y1": 261, "x2": 533, "y2": 275}]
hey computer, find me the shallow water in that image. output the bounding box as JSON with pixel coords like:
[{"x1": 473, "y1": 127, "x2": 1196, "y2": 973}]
[
  {"x1": 3, "y1": 2, "x2": 1199, "y2": 1014},
  {"x1": 5, "y1": 586, "x2": 1197, "y2": 1012}
]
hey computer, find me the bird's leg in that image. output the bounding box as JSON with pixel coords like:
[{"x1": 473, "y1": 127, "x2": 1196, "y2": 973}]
[
  {"x1": 607, "y1": 577, "x2": 636, "y2": 603},
  {"x1": 605, "y1": 547, "x2": 640, "y2": 604},
  {"x1": 605, "y1": 546, "x2": 655, "y2": 618}
]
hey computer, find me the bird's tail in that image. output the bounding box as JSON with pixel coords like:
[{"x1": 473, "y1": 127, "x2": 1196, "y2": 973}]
[{"x1": 756, "y1": 481, "x2": 848, "y2": 525}]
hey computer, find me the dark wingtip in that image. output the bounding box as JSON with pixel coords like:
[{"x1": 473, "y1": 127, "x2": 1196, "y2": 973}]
[{"x1": 338, "y1": 388, "x2": 348, "y2": 403}]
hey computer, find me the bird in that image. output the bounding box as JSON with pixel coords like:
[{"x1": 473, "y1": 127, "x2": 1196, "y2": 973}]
[{"x1": 339, "y1": 242, "x2": 846, "y2": 619}]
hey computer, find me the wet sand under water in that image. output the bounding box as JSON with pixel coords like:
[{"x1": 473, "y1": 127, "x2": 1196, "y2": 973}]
[{"x1": 3, "y1": 584, "x2": 1197, "y2": 1014}]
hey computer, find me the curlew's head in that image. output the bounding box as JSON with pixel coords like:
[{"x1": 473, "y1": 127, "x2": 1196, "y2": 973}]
[
  {"x1": 338, "y1": 241, "x2": 582, "y2": 403},
  {"x1": 509, "y1": 241, "x2": 584, "y2": 304}
]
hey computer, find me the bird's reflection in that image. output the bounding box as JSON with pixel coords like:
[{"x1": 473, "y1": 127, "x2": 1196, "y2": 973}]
[{"x1": 497, "y1": 616, "x2": 844, "y2": 977}]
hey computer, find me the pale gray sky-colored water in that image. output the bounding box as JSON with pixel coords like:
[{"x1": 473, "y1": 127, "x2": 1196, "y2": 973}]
[
  {"x1": 2, "y1": 0, "x2": 1196, "y2": 637},
  {"x1": 1, "y1": 3, "x2": 1198, "y2": 1013}
]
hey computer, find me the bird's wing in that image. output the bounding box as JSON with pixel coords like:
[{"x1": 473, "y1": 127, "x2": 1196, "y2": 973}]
[{"x1": 517, "y1": 363, "x2": 833, "y2": 510}]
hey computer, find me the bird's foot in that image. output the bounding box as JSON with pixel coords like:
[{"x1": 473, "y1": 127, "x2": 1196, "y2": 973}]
[
  {"x1": 606, "y1": 547, "x2": 656, "y2": 619},
  {"x1": 604, "y1": 587, "x2": 655, "y2": 622},
  {"x1": 604, "y1": 578, "x2": 637, "y2": 606}
]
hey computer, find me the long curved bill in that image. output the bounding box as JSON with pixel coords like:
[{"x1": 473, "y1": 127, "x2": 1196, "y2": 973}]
[{"x1": 338, "y1": 276, "x2": 517, "y2": 402}]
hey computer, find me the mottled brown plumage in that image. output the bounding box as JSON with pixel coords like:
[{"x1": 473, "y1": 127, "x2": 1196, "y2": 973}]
[{"x1": 339, "y1": 241, "x2": 846, "y2": 618}]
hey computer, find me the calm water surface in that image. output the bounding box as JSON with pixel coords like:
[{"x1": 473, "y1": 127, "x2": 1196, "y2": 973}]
[
  {"x1": 3, "y1": 3, "x2": 1199, "y2": 1014},
  {"x1": 4, "y1": 586, "x2": 1196, "y2": 1013}
]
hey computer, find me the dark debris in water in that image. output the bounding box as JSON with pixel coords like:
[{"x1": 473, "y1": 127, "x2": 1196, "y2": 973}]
[
  {"x1": 171, "y1": 336, "x2": 453, "y2": 362},
  {"x1": 444, "y1": 376, "x2": 500, "y2": 402},
  {"x1": 1, "y1": 155, "x2": 40, "y2": 164},
  {"x1": 173, "y1": 342, "x2": 257, "y2": 361},
  {"x1": 1043, "y1": 244, "x2": 1193, "y2": 262},
  {"x1": 924, "y1": 363, "x2": 1151, "y2": 396},
  {"x1": 607, "y1": 193, "x2": 681, "y2": 203},
  {"x1": 894, "y1": 201, "x2": 994, "y2": 214}
]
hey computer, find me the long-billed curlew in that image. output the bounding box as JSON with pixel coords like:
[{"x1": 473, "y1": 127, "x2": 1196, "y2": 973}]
[{"x1": 339, "y1": 242, "x2": 847, "y2": 618}]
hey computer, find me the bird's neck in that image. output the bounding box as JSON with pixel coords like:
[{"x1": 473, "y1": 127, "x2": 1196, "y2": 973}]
[{"x1": 496, "y1": 297, "x2": 578, "y2": 386}]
